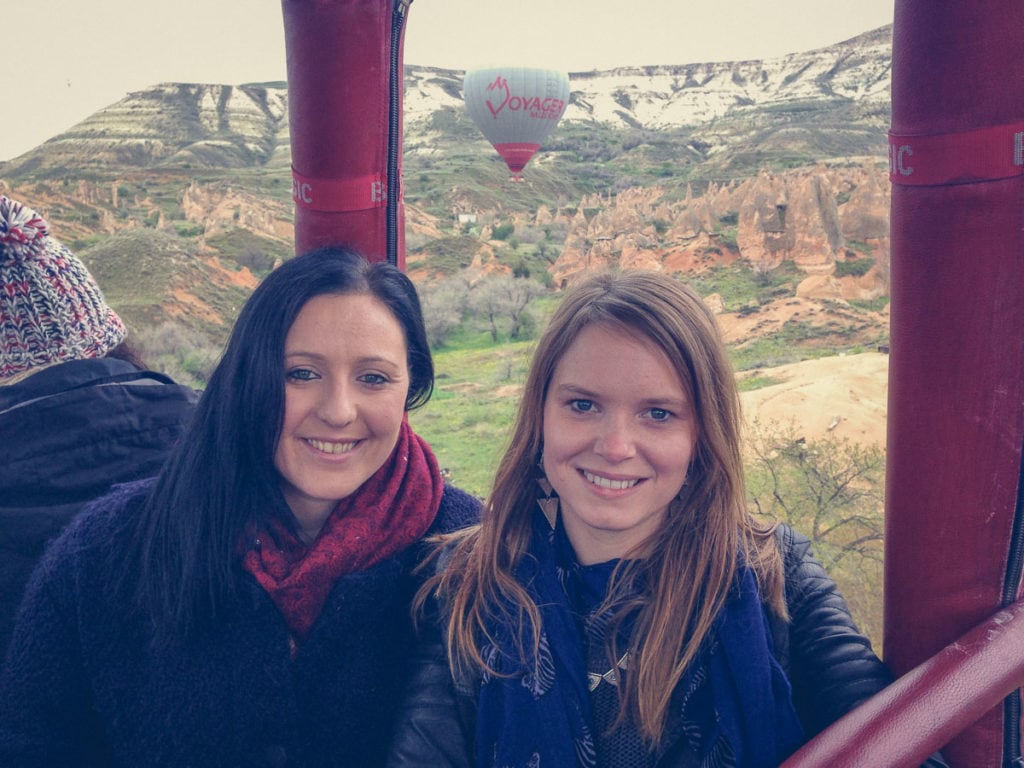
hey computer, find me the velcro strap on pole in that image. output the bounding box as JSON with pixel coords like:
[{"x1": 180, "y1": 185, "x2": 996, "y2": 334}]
[
  {"x1": 889, "y1": 123, "x2": 1024, "y2": 186},
  {"x1": 291, "y1": 168, "x2": 387, "y2": 212}
]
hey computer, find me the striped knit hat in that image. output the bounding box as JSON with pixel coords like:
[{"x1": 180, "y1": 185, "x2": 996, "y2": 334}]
[{"x1": 0, "y1": 195, "x2": 126, "y2": 380}]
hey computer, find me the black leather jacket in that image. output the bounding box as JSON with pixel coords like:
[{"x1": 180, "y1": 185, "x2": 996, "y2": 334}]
[{"x1": 387, "y1": 524, "x2": 903, "y2": 767}]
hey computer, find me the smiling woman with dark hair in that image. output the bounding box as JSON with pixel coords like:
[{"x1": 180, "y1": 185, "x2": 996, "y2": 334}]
[{"x1": 0, "y1": 246, "x2": 480, "y2": 768}]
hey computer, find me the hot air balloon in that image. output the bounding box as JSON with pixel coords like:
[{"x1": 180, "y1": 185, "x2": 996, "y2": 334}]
[{"x1": 463, "y1": 67, "x2": 570, "y2": 181}]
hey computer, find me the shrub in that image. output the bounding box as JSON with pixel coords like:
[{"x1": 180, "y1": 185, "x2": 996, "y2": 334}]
[
  {"x1": 491, "y1": 222, "x2": 515, "y2": 241},
  {"x1": 835, "y1": 257, "x2": 874, "y2": 278}
]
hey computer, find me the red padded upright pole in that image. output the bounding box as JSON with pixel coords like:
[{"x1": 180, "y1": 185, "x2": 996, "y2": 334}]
[
  {"x1": 281, "y1": 0, "x2": 407, "y2": 266},
  {"x1": 886, "y1": 3, "x2": 1024, "y2": 765}
]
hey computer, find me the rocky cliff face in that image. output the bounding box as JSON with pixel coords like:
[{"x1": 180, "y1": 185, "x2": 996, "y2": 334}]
[
  {"x1": 0, "y1": 25, "x2": 894, "y2": 352},
  {"x1": 8, "y1": 83, "x2": 290, "y2": 176},
  {"x1": 4, "y1": 26, "x2": 891, "y2": 179},
  {"x1": 548, "y1": 161, "x2": 889, "y2": 302},
  {"x1": 180, "y1": 181, "x2": 293, "y2": 243},
  {"x1": 403, "y1": 26, "x2": 891, "y2": 132}
]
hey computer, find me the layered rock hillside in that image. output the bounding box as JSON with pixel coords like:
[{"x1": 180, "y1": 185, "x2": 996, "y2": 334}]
[
  {"x1": 0, "y1": 25, "x2": 894, "y2": 357},
  {"x1": 7, "y1": 83, "x2": 290, "y2": 177},
  {"x1": 546, "y1": 163, "x2": 888, "y2": 296}
]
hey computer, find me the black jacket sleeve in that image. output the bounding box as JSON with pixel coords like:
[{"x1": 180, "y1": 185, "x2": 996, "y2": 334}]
[
  {"x1": 386, "y1": 620, "x2": 475, "y2": 768},
  {"x1": 775, "y1": 527, "x2": 949, "y2": 767},
  {"x1": 774, "y1": 523, "x2": 894, "y2": 736}
]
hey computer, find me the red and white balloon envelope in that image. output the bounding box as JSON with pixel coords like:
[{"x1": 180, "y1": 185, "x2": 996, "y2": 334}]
[{"x1": 463, "y1": 67, "x2": 570, "y2": 181}]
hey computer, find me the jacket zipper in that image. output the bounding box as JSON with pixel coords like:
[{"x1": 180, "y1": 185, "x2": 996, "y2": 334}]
[
  {"x1": 386, "y1": 0, "x2": 410, "y2": 267},
  {"x1": 1000, "y1": 446, "x2": 1024, "y2": 766}
]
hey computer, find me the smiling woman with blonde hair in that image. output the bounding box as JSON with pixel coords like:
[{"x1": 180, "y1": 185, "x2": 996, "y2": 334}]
[{"x1": 388, "y1": 270, "x2": 903, "y2": 768}]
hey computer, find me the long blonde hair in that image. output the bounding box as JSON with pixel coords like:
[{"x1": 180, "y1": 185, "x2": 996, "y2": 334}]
[{"x1": 425, "y1": 270, "x2": 784, "y2": 747}]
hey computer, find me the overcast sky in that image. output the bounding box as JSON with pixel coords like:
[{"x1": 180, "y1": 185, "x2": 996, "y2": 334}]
[{"x1": 2, "y1": 0, "x2": 893, "y2": 162}]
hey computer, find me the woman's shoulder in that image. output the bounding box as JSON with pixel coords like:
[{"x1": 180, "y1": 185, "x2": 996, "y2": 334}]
[
  {"x1": 432, "y1": 484, "x2": 482, "y2": 535},
  {"x1": 43, "y1": 478, "x2": 155, "y2": 561},
  {"x1": 760, "y1": 522, "x2": 832, "y2": 611},
  {"x1": 770, "y1": 523, "x2": 851, "y2": 619},
  {"x1": 0, "y1": 358, "x2": 197, "y2": 423},
  {"x1": 772, "y1": 522, "x2": 813, "y2": 564},
  {"x1": 17, "y1": 478, "x2": 155, "y2": 619}
]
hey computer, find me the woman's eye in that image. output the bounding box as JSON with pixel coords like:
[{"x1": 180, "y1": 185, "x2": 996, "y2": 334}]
[
  {"x1": 286, "y1": 368, "x2": 318, "y2": 382},
  {"x1": 359, "y1": 373, "x2": 389, "y2": 386},
  {"x1": 648, "y1": 407, "x2": 671, "y2": 421},
  {"x1": 569, "y1": 399, "x2": 594, "y2": 413}
]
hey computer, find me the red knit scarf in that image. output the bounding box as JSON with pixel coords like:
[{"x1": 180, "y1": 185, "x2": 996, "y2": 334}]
[{"x1": 240, "y1": 420, "x2": 443, "y2": 639}]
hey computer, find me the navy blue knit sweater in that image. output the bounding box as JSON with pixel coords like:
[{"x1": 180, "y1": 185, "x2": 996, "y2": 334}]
[{"x1": 0, "y1": 478, "x2": 481, "y2": 768}]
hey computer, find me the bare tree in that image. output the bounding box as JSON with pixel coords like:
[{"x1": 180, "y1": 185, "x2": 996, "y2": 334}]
[
  {"x1": 745, "y1": 419, "x2": 886, "y2": 643},
  {"x1": 468, "y1": 275, "x2": 546, "y2": 342},
  {"x1": 746, "y1": 419, "x2": 885, "y2": 568},
  {"x1": 418, "y1": 276, "x2": 470, "y2": 348}
]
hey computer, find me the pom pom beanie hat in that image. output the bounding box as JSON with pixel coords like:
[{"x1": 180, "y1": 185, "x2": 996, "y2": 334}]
[{"x1": 0, "y1": 196, "x2": 126, "y2": 380}]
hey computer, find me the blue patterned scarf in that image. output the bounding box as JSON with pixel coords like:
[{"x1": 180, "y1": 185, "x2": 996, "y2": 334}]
[{"x1": 474, "y1": 510, "x2": 804, "y2": 767}]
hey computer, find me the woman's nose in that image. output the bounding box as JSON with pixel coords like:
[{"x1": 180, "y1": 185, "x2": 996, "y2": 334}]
[
  {"x1": 594, "y1": 415, "x2": 636, "y2": 462},
  {"x1": 317, "y1": 382, "x2": 357, "y2": 426}
]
